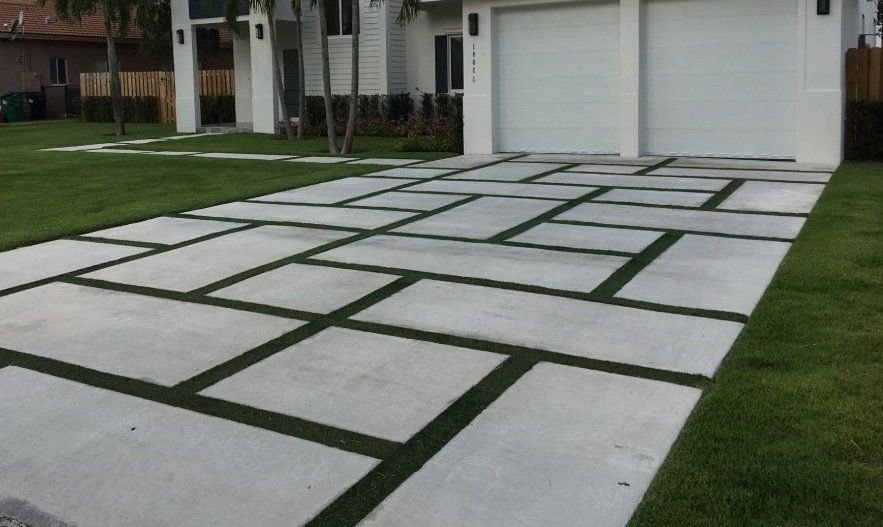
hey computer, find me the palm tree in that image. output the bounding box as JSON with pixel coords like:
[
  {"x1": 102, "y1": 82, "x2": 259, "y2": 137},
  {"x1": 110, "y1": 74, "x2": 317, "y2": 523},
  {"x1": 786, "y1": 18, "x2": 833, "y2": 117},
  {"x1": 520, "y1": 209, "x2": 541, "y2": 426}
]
[
  {"x1": 315, "y1": 0, "x2": 340, "y2": 153},
  {"x1": 341, "y1": 0, "x2": 359, "y2": 153},
  {"x1": 292, "y1": 0, "x2": 307, "y2": 139},
  {"x1": 225, "y1": 0, "x2": 295, "y2": 139},
  {"x1": 41, "y1": 0, "x2": 131, "y2": 135},
  {"x1": 338, "y1": 0, "x2": 419, "y2": 152}
]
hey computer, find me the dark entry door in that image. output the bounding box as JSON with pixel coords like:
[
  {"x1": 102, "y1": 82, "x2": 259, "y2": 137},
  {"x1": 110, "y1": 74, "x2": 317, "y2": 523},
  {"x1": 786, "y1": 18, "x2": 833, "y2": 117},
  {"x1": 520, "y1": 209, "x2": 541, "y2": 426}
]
[{"x1": 283, "y1": 49, "x2": 300, "y2": 117}]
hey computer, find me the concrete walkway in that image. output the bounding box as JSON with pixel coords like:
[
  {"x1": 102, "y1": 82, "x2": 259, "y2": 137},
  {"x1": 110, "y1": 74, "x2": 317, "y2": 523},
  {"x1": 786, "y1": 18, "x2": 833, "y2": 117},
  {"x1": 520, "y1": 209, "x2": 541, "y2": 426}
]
[{"x1": 0, "y1": 154, "x2": 832, "y2": 527}]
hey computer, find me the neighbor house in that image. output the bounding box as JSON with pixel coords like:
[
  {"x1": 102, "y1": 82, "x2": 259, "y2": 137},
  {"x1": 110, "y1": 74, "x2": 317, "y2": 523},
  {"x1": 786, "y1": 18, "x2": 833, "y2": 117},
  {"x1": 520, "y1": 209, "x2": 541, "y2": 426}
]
[
  {"x1": 1, "y1": 0, "x2": 233, "y2": 118},
  {"x1": 171, "y1": 0, "x2": 879, "y2": 166}
]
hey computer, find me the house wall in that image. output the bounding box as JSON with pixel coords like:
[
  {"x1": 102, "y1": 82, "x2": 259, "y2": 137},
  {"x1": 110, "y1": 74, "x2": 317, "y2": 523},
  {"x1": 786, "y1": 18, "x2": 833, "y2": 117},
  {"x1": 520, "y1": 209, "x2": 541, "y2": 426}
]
[
  {"x1": 0, "y1": 38, "x2": 153, "y2": 118},
  {"x1": 299, "y1": 0, "x2": 388, "y2": 95},
  {"x1": 460, "y1": 0, "x2": 863, "y2": 166},
  {"x1": 404, "y1": 2, "x2": 462, "y2": 97}
]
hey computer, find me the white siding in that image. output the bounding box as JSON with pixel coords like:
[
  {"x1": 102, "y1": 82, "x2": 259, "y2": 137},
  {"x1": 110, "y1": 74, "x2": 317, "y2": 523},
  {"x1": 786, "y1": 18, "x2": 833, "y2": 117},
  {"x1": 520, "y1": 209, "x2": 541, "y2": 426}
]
[
  {"x1": 301, "y1": 0, "x2": 386, "y2": 95},
  {"x1": 387, "y1": 0, "x2": 408, "y2": 93}
]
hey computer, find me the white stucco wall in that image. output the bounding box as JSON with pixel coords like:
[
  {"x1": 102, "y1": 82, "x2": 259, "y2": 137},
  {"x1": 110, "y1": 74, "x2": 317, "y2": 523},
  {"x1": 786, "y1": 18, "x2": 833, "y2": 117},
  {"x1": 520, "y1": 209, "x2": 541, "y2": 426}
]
[{"x1": 404, "y1": 3, "x2": 463, "y2": 96}]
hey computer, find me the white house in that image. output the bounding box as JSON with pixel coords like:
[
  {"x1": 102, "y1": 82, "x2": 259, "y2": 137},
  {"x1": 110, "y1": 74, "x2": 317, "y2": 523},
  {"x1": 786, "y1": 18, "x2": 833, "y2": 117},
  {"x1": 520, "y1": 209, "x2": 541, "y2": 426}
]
[{"x1": 171, "y1": 0, "x2": 875, "y2": 166}]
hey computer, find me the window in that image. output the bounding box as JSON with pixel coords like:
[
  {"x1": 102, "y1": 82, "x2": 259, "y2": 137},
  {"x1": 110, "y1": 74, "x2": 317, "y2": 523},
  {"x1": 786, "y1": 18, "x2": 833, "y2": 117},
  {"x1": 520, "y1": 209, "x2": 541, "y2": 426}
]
[
  {"x1": 326, "y1": 0, "x2": 353, "y2": 36},
  {"x1": 434, "y1": 34, "x2": 463, "y2": 94},
  {"x1": 50, "y1": 58, "x2": 68, "y2": 85},
  {"x1": 449, "y1": 35, "x2": 463, "y2": 92}
]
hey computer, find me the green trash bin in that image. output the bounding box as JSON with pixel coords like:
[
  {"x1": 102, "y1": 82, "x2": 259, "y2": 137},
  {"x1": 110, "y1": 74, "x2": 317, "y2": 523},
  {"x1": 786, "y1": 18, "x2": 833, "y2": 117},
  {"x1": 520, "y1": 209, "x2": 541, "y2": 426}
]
[{"x1": 0, "y1": 93, "x2": 25, "y2": 122}]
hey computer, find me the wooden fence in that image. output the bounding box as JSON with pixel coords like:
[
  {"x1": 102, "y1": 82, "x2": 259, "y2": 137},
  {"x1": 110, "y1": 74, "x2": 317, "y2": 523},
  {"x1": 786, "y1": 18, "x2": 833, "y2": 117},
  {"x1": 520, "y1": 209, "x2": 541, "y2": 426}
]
[
  {"x1": 846, "y1": 47, "x2": 883, "y2": 102},
  {"x1": 79, "y1": 70, "x2": 235, "y2": 123}
]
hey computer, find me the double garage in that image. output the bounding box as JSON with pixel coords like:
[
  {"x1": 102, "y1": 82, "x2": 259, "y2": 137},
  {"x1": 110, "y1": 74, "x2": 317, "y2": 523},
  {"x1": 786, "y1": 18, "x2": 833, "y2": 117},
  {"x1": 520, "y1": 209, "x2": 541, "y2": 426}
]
[{"x1": 492, "y1": 0, "x2": 799, "y2": 159}]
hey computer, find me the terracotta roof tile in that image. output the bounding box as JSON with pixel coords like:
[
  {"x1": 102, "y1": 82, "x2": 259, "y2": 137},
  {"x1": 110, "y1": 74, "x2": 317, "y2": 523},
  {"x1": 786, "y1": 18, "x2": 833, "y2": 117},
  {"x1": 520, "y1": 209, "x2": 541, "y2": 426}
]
[{"x1": 0, "y1": 0, "x2": 143, "y2": 40}]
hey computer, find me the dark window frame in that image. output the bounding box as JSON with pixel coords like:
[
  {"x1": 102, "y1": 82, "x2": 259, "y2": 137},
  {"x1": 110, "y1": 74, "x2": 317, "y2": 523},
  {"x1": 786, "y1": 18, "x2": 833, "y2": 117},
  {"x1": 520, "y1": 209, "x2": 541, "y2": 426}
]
[
  {"x1": 50, "y1": 57, "x2": 68, "y2": 85},
  {"x1": 326, "y1": 0, "x2": 354, "y2": 36}
]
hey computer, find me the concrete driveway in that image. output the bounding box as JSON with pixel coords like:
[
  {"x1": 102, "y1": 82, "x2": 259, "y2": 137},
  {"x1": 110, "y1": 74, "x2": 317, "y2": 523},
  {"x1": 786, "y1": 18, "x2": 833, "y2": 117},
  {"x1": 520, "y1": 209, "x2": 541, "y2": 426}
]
[{"x1": 0, "y1": 154, "x2": 831, "y2": 527}]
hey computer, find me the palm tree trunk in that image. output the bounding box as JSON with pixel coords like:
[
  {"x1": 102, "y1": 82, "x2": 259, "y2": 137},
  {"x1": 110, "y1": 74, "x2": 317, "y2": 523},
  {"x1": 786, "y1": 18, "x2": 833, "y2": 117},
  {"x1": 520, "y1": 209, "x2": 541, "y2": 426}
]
[
  {"x1": 268, "y1": 15, "x2": 295, "y2": 139},
  {"x1": 341, "y1": 0, "x2": 359, "y2": 153},
  {"x1": 294, "y1": 0, "x2": 306, "y2": 139},
  {"x1": 104, "y1": 20, "x2": 125, "y2": 136},
  {"x1": 317, "y1": 0, "x2": 339, "y2": 153}
]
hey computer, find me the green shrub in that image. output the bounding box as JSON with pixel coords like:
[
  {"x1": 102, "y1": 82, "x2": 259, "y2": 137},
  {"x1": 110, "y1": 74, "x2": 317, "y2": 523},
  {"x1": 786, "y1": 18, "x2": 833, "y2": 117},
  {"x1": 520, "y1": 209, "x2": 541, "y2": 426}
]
[
  {"x1": 394, "y1": 134, "x2": 459, "y2": 153},
  {"x1": 420, "y1": 92, "x2": 434, "y2": 120},
  {"x1": 80, "y1": 96, "x2": 159, "y2": 123},
  {"x1": 200, "y1": 95, "x2": 235, "y2": 125},
  {"x1": 845, "y1": 101, "x2": 883, "y2": 160}
]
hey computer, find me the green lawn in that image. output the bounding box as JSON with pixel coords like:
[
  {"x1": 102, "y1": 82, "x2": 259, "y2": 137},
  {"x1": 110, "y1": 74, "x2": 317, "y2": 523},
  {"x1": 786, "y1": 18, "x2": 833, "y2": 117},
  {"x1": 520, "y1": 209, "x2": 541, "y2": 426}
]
[
  {"x1": 631, "y1": 163, "x2": 883, "y2": 526},
  {"x1": 104, "y1": 131, "x2": 455, "y2": 159},
  {"x1": 0, "y1": 121, "x2": 448, "y2": 252}
]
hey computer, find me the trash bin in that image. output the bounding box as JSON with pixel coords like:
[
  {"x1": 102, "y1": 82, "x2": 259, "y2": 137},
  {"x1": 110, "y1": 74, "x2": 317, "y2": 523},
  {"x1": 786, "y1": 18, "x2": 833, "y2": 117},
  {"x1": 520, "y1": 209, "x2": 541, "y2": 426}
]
[
  {"x1": 0, "y1": 93, "x2": 25, "y2": 122},
  {"x1": 23, "y1": 92, "x2": 46, "y2": 120}
]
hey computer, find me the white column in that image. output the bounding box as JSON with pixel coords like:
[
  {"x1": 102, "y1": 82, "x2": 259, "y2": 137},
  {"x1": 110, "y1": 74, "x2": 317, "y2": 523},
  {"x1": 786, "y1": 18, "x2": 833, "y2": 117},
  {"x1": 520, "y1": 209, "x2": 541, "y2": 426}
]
[
  {"x1": 250, "y1": 15, "x2": 278, "y2": 134},
  {"x1": 171, "y1": 0, "x2": 200, "y2": 132},
  {"x1": 462, "y1": 1, "x2": 494, "y2": 154},
  {"x1": 233, "y1": 29, "x2": 253, "y2": 125},
  {"x1": 796, "y1": 0, "x2": 846, "y2": 166},
  {"x1": 619, "y1": 0, "x2": 641, "y2": 158}
]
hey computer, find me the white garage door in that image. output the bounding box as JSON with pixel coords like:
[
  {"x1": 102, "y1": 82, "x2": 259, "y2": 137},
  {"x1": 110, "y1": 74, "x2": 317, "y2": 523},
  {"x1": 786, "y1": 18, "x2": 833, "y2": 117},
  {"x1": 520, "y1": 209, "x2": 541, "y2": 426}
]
[
  {"x1": 642, "y1": 0, "x2": 799, "y2": 159},
  {"x1": 494, "y1": 1, "x2": 620, "y2": 154}
]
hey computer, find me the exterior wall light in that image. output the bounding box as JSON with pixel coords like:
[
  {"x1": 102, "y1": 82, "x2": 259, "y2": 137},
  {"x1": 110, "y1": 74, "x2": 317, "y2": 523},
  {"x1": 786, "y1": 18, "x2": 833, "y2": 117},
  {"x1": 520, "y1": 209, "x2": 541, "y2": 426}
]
[
  {"x1": 817, "y1": 0, "x2": 830, "y2": 15},
  {"x1": 176, "y1": 29, "x2": 185, "y2": 44},
  {"x1": 468, "y1": 13, "x2": 479, "y2": 36},
  {"x1": 255, "y1": 23, "x2": 264, "y2": 39}
]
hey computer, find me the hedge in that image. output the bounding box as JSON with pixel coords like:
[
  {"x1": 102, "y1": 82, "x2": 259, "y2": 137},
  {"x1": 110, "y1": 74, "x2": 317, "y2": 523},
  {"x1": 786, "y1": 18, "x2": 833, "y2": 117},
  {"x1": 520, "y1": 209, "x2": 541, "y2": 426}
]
[
  {"x1": 200, "y1": 95, "x2": 235, "y2": 125},
  {"x1": 80, "y1": 96, "x2": 159, "y2": 123},
  {"x1": 845, "y1": 101, "x2": 883, "y2": 161}
]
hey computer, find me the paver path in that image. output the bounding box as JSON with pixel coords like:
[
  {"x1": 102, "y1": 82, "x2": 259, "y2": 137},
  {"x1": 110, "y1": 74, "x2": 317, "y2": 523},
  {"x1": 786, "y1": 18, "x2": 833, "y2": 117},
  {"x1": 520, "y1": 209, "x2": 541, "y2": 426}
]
[{"x1": 0, "y1": 154, "x2": 831, "y2": 527}]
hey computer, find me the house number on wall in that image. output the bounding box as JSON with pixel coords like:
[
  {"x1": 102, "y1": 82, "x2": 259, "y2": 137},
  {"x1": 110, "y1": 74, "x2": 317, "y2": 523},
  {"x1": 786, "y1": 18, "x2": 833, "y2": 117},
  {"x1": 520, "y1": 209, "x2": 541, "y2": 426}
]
[{"x1": 472, "y1": 43, "x2": 476, "y2": 83}]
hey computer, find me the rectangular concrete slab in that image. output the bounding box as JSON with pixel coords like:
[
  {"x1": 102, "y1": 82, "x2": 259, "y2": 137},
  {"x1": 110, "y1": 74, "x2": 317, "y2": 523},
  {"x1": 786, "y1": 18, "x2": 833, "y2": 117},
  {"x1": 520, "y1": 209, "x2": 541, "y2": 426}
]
[
  {"x1": 360, "y1": 167, "x2": 455, "y2": 179},
  {"x1": 617, "y1": 234, "x2": 792, "y2": 316},
  {"x1": 347, "y1": 158, "x2": 421, "y2": 166},
  {"x1": 286, "y1": 156, "x2": 358, "y2": 163},
  {"x1": 0, "y1": 283, "x2": 301, "y2": 385},
  {"x1": 186, "y1": 201, "x2": 415, "y2": 229},
  {"x1": 0, "y1": 240, "x2": 148, "y2": 292},
  {"x1": 404, "y1": 180, "x2": 592, "y2": 200},
  {"x1": 85, "y1": 226, "x2": 352, "y2": 292},
  {"x1": 518, "y1": 153, "x2": 665, "y2": 165},
  {"x1": 349, "y1": 191, "x2": 470, "y2": 211},
  {"x1": 557, "y1": 203, "x2": 805, "y2": 239},
  {"x1": 145, "y1": 150, "x2": 200, "y2": 156},
  {"x1": 568, "y1": 163, "x2": 646, "y2": 174},
  {"x1": 202, "y1": 328, "x2": 505, "y2": 442},
  {"x1": 538, "y1": 171, "x2": 730, "y2": 191},
  {"x1": 446, "y1": 162, "x2": 567, "y2": 182},
  {"x1": 315, "y1": 235, "x2": 628, "y2": 293},
  {"x1": 597, "y1": 189, "x2": 713, "y2": 207},
  {"x1": 193, "y1": 152, "x2": 294, "y2": 161},
  {"x1": 354, "y1": 280, "x2": 744, "y2": 376},
  {"x1": 83, "y1": 217, "x2": 239, "y2": 245},
  {"x1": 669, "y1": 157, "x2": 834, "y2": 172},
  {"x1": 88, "y1": 148, "x2": 154, "y2": 154},
  {"x1": 509, "y1": 223, "x2": 664, "y2": 253},
  {"x1": 0, "y1": 368, "x2": 376, "y2": 526},
  {"x1": 718, "y1": 181, "x2": 826, "y2": 214},
  {"x1": 359, "y1": 363, "x2": 701, "y2": 527},
  {"x1": 649, "y1": 167, "x2": 831, "y2": 183},
  {"x1": 393, "y1": 197, "x2": 562, "y2": 239},
  {"x1": 43, "y1": 143, "x2": 119, "y2": 151},
  {"x1": 210, "y1": 262, "x2": 399, "y2": 313},
  {"x1": 409, "y1": 154, "x2": 515, "y2": 169},
  {"x1": 252, "y1": 177, "x2": 416, "y2": 204}
]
